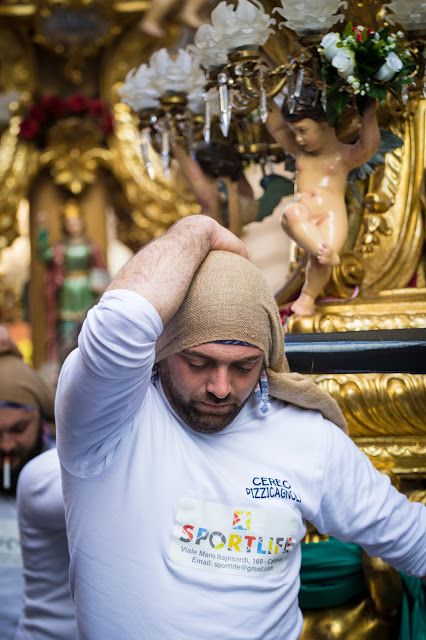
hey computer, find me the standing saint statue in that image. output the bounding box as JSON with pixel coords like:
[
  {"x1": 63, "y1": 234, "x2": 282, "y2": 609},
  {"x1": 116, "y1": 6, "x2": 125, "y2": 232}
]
[{"x1": 37, "y1": 200, "x2": 108, "y2": 364}]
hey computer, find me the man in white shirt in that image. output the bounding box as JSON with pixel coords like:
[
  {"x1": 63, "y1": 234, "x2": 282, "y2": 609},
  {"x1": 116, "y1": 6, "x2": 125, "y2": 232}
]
[
  {"x1": 15, "y1": 448, "x2": 77, "y2": 640},
  {"x1": 56, "y1": 215, "x2": 426, "y2": 640}
]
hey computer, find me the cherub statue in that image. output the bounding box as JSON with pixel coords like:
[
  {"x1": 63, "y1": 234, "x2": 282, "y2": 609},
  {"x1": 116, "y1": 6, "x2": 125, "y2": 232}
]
[
  {"x1": 172, "y1": 139, "x2": 293, "y2": 238},
  {"x1": 139, "y1": 0, "x2": 208, "y2": 38},
  {"x1": 267, "y1": 85, "x2": 381, "y2": 316}
]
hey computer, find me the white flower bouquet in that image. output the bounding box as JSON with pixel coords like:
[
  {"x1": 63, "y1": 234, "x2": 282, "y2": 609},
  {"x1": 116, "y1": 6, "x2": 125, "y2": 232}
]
[{"x1": 318, "y1": 23, "x2": 416, "y2": 124}]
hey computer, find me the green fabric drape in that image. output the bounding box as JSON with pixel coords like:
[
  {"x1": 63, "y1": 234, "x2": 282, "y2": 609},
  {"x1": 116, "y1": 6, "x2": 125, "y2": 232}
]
[
  {"x1": 398, "y1": 573, "x2": 426, "y2": 640},
  {"x1": 299, "y1": 538, "x2": 426, "y2": 639},
  {"x1": 299, "y1": 537, "x2": 368, "y2": 609},
  {"x1": 257, "y1": 174, "x2": 294, "y2": 221}
]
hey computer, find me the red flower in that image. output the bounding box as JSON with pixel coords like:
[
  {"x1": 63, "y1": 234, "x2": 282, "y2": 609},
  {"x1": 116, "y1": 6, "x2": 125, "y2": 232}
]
[
  {"x1": 19, "y1": 119, "x2": 40, "y2": 140},
  {"x1": 28, "y1": 103, "x2": 47, "y2": 123},
  {"x1": 352, "y1": 25, "x2": 374, "y2": 43},
  {"x1": 19, "y1": 94, "x2": 112, "y2": 147},
  {"x1": 67, "y1": 94, "x2": 90, "y2": 114},
  {"x1": 42, "y1": 95, "x2": 65, "y2": 118},
  {"x1": 101, "y1": 114, "x2": 114, "y2": 135},
  {"x1": 89, "y1": 99, "x2": 105, "y2": 117}
]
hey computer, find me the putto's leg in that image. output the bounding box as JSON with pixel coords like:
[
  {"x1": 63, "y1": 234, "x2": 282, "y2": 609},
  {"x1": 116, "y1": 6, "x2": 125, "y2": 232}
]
[
  {"x1": 317, "y1": 242, "x2": 340, "y2": 266},
  {"x1": 139, "y1": 0, "x2": 176, "y2": 37},
  {"x1": 281, "y1": 203, "x2": 341, "y2": 266},
  {"x1": 179, "y1": 0, "x2": 206, "y2": 29},
  {"x1": 290, "y1": 291, "x2": 316, "y2": 316},
  {"x1": 291, "y1": 257, "x2": 332, "y2": 316}
]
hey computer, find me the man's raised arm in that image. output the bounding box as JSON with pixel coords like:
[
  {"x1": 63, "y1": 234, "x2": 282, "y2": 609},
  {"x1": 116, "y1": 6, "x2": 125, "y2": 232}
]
[{"x1": 107, "y1": 214, "x2": 248, "y2": 326}]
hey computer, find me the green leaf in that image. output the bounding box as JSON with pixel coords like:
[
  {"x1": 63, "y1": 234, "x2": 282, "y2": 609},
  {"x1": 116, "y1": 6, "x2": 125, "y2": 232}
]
[
  {"x1": 367, "y1": 85, "x2": 388, "y2": 102},
  {"x1": 343, "y1": 22, "x2": 353, "y2": 38},
  {"x1": 326, "y1": 79, "x2": 345, "y2": 97},
  {"x1": 326, "y1": 90, "x2": 350, "y2": 125}
]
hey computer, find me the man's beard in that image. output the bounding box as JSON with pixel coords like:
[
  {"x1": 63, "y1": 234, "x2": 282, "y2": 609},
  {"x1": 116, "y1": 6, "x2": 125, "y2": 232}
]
[{"x1": 159, "y1": 361, "x2": 253, "y2": 434}]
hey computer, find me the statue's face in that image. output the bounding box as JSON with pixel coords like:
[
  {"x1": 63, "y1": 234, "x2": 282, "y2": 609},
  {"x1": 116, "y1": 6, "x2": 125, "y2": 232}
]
[
  {"x1": 64, "y1": 216, "x2": 84, "y2": 238},
  {"x1": 287, "y1": 118, "x2": 331, "y2": 154}
]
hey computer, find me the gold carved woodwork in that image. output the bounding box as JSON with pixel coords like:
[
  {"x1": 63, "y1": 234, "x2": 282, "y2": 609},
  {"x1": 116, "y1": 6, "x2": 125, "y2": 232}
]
[
  {"x1": 287, "y1": 289, "x2": 426, "y2": 333},
  {"x1": 40, "y1": 117, "x2": 113, "y2": 195},
  {"x1": 0, "y1": 24, "x2": 38, "y2": 251},
  {"x1": 313, "y1": 372, "x2": 426, "y2": 477}
]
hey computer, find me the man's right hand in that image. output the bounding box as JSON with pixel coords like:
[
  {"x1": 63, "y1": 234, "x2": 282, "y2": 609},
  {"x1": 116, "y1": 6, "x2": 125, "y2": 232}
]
[
  {"x1": 107, "y1": 215, "x2": 248, "y2": 326},
  {"x1": 210, "y1": 218, "x2": 249, "y2": 259}
]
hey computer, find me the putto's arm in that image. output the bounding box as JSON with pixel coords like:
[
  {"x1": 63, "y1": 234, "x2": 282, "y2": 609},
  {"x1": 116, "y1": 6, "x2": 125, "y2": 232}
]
[
  {"x1": 347, "y1": 100, "x2": 381, "y2": 170},
  {"x1": 266, "y1": 100, "x2": 299, "y2": 157},
  {"x1": 171, "y1": 142, "x2": 217, "y2": 210}
]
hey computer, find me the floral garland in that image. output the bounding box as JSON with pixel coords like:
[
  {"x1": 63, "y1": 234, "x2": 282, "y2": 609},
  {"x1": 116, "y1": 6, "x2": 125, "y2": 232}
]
[
  {"x1": 18, "y1": 94, "x2": 114, "y2": 146},
  {"x1": 318, "y1": 23, "x2": 416, "y2": 124}
]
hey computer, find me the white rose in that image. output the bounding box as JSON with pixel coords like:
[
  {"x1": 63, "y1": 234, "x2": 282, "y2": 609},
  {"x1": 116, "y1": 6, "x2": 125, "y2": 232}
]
[
  {"x1": 331, "y1": 49, "x2": 356, "y2": 79},
  {"x1": 320, "y1": 32, "x2": 341, "y2": 60},
  {"x1": 374, "y1": 52, "x2": 403, "y2": 82}
]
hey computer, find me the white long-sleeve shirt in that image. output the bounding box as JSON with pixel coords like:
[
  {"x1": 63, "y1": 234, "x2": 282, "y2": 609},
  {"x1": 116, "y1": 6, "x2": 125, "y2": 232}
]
[
  {"x1": 56, "y1": 289, "x2": 426, "y2": 640},
  {"x1": 15, "y1": 448, "x2": 77, "y2": 640}
]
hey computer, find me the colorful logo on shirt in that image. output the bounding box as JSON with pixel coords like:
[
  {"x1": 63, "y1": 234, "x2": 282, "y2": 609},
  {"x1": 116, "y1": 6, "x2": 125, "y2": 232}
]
[
  {"x1": 232, "y1": 511, "x2": 251, "y2": 530},
  {"x1": 171, "y1": 498, "x2": 300, "y2": 577},
  {"x1": 179, "y1": 508, "x2": 294, "y2": 555}
]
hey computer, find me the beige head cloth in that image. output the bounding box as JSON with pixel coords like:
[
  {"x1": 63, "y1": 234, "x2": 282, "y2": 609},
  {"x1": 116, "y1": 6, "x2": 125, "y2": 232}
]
[
  {"x1": 0, "y1": 353, "x2": 55, "y2": 422},
  {"x1": 155, "y1": 251, "x2": 346, "y2": 431}
]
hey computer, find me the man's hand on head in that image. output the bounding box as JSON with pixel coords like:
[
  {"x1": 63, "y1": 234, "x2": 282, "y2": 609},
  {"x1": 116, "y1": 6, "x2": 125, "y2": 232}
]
[
  {"x1": 106, "y1": 214, "x2": 249, "y2": 327},
  {"x1": 209, "y1": 219, "x2": 249, "y2": 259}
]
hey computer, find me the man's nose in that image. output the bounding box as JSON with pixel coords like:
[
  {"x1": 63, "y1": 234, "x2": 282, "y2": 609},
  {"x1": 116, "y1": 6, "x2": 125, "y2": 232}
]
[
  {"x1": 0, "y1": 432, "x2": 15, "y2": 452},
  {"x1": 206, "y1": 366, "x2": 231, "y2": 399}
]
